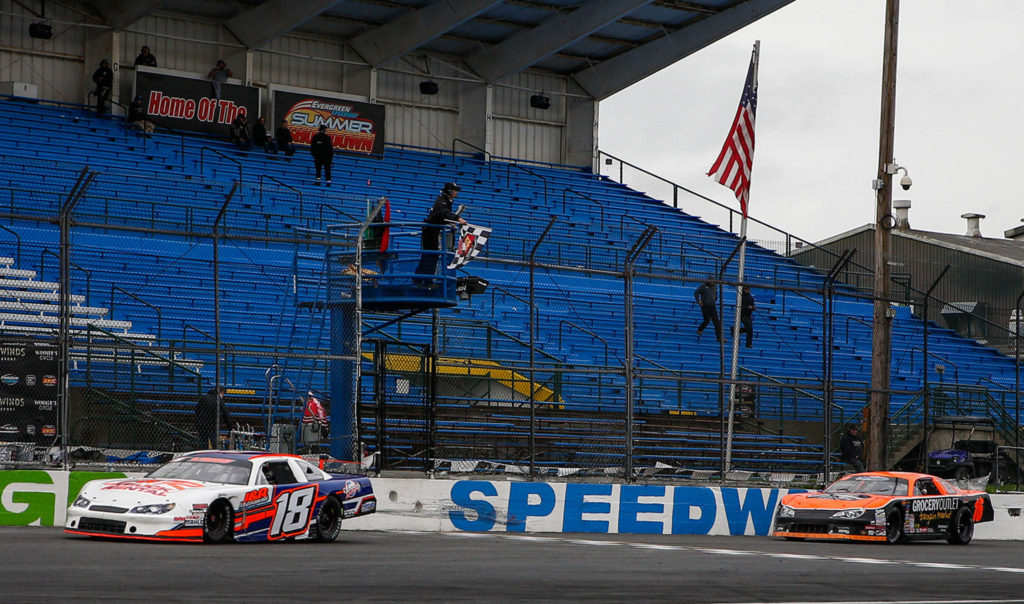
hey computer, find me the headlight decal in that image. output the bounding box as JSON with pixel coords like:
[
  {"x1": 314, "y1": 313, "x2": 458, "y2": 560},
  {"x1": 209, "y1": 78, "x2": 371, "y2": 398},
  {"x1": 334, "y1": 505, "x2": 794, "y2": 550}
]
[
  {"x1": 778, "y1": 505, "x2": 796, "y2": 518},
  {"x1": 830, "y1": 508, "x2": 866, "y2": 520},
  {"x1": 71, "y1": 495, "x2": 91, "y2": 508},
  {"x1": 129, "y1": 503, "x2": 176, "y2": 514}
]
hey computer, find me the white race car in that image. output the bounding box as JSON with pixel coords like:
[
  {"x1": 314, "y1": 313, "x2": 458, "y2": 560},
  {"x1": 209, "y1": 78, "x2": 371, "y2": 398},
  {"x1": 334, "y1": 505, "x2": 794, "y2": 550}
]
[{"x1": 65, "y1": 450, "x2": 376, "y2": 543}]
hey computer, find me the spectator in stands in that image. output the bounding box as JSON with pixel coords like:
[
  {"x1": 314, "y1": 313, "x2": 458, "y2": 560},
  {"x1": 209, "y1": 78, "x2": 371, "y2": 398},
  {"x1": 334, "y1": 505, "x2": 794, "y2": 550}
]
[
  {"x1": 840, "y1": 423, "x2": 865, "y2": 473},
  {"x1": 694, "y1": 277, "x2": 722, "y2": 343},
  {"x1": 195, "y1": 386, "x2": 233, "y2": 449},
  {"x1": 207, "y1": 59, "x2": 233, "y2": 100},
  {"x1": 415, "y1": 182, "x2": 466, "y2": 284},
  {"x1": 275, "y1": 119, "x2": 295, "y2": 156},
  {"x1": 738, "y1": 287, "x2": 755, "y2": 348},
  {"x1": 134, "y1": 45, "x2": 157, "y2": 68},
  {"x1": 252, "y1": 116, "x2": 277, "y2": 154},
  {"x1": 126, "y1": 95, "x2": 155, "y2": 134},
  {"x1": 229, "y1": 113, "x2": 252, "y2": 150},
  {"x1": 91, "y1": 59, "x2": 113, "y2": 115},
  {"x1": 310, "y1": 124, "x2": 333, "y2": 183}
]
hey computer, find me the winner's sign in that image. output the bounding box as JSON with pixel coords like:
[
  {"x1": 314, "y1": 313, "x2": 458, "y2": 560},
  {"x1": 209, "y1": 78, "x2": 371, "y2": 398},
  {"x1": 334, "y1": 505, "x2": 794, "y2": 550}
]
[
  {"x1": 274, "y1": 90, "x2": 385, "y2": 155},
  {"x1": 135, "y1": 69, "x2": 260, "y2": 136},
  {"x1": 0, "y1": 338, "x2": 58, "y2": 445}
]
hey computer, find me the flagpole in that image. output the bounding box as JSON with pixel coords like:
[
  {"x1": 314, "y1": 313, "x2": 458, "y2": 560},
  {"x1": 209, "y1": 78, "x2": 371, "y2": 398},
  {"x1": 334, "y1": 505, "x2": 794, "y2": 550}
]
[{"x1": 723, "y1": 40, "x2": 758, "y2": 474}]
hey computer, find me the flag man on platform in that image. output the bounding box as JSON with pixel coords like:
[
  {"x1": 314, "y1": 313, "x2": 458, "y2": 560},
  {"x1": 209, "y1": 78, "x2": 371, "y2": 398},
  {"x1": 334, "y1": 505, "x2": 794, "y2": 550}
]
[{"x1": 707, "y1": 41, "x2": 759, "y2": 473}]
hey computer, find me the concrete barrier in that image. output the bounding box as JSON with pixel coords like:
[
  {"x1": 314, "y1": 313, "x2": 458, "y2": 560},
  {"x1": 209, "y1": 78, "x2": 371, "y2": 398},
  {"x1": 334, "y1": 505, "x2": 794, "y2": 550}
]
[{"x1": 4, "y1": 471, "x2": 1023, "y2": 539}]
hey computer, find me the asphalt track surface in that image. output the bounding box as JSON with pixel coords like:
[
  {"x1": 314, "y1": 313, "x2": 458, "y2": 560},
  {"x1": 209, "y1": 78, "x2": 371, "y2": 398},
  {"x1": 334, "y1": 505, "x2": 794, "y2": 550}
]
[{"x1": 5, "y1": 528, "x2": 1024, "y2": 603}]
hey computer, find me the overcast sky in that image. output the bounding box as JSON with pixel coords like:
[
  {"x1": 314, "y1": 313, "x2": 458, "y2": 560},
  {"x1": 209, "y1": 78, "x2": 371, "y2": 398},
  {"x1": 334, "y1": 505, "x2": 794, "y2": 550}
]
[{"x1": 599, "y1": 0, "x2": 1024, "y2": 245}]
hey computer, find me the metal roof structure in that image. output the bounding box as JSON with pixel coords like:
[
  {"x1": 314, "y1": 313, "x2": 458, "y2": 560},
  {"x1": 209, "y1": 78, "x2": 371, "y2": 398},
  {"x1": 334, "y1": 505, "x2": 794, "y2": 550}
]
[{"x1": 83, "y1": 0, "x2": 794, "y2": 99}]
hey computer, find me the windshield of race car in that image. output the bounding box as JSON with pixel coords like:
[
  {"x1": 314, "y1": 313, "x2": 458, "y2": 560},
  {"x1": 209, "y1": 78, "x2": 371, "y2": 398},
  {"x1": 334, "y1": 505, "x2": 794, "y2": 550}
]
[
  {"x1": 146, "y1": 459, "x2": 252, "y2": 485},
  {"x1": 824, "y1": 475, "x2": 909, "y2": 496}
]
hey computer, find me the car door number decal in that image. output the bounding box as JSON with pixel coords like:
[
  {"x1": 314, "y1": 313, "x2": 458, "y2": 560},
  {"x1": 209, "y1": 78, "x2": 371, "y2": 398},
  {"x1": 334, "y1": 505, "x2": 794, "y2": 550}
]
[{"x1": 269, "y1": 486, "x2": 317, "y2": 538}]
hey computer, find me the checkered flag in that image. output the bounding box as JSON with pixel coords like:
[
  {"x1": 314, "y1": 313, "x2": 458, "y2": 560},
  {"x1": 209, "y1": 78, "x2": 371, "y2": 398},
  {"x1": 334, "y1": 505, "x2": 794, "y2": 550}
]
[{"x1": 447, "y1": 222, "x2": 491, "y2": 269}]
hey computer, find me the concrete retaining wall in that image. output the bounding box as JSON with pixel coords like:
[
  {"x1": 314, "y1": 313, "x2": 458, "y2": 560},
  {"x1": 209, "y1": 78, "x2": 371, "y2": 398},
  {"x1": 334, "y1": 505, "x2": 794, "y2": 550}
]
[{"x1": 4, "y1": 471, "x2": 1023, "y2": 539}]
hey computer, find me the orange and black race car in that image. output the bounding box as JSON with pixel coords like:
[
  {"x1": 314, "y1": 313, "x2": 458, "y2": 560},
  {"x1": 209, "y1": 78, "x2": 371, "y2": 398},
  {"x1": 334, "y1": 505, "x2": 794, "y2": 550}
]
[{"x1": 773, "y1": 471, "x2": 993, "y2": 545}]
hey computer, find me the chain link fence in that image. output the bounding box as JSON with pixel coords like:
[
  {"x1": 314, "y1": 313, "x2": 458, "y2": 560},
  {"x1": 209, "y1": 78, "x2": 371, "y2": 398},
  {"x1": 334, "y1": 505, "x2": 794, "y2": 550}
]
[{"x1": 0, "y1": 161, "x2": 1020, "y2": 488}]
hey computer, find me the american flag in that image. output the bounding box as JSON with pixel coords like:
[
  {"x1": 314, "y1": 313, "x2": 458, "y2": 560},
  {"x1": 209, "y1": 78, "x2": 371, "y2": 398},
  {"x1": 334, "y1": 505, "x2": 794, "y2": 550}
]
[
  {"x1": 447, "y1": 223, "x2": 491, "y2": 269},
  {"x1": 708, "y1": 43, "x2": 759, "y2": 218}
]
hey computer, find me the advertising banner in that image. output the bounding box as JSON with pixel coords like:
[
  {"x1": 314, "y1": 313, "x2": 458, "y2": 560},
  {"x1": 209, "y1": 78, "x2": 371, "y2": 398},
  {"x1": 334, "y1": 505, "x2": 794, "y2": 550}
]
[
  {"x1": 0, "y1": 339, "x2": 58, "y2": 445},
  {"x1": 135, "y1": 70, "x2": 259, "y2": 136},
  {"x1": 273, "y1": 90, "x2": 385, "y2": 155}
]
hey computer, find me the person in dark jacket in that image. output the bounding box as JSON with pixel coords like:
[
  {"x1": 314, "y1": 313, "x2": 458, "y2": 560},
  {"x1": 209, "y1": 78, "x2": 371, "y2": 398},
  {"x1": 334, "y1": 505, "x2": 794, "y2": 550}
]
[
  {"x1": 840, "y1": 423, "x2": 865, "y2": 473},
  {"x1": 694, "y1": 278, "x2": 722, "y2": 342},
  {"x1": 195, "y1": 386, "x2": 233, "y2": 449},
  {"x1": 738, "y1": 287, "x2": 755, "y2": 348},
  {"x1": 252, "y1": 116, "x2": 276, "y2": 153},
  {"x1": 415, "y1": 182, "x2": 467, "y2": 283},
  {"x1": 133, "y1": 45, "x2": 157, "y2": 68},
  {"x1": 91, "y1": 59, "x2": 113, "y2": 115},
  {"x1": 126, "y1": 95, "x2": 154, "y2": 134},
  {"x1": 229, "y1": 113, "x2": 252, "y2": 150},
  {"x1": 310, "y1": 124, "x2": 333, "y2": 183},
  {"x1": 275, "y1": 119, "x2": 295, "y2": 156}
]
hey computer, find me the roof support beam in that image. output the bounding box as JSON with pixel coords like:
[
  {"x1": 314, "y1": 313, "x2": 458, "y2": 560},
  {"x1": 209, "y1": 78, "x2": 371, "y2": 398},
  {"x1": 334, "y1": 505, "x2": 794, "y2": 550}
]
[
  {"x1": 349, "y1": 0, "x2": 503, "y2": 68},
  {"x1": 224, "y1": 0, "x2": 341, "y2": 50},
  {"x1": 466, "y1": 0, "x2": 653, "y2": 84},
  {"x1": 572, "y1": 0, "x2": 794, "y2": 100},
  {"x1": 88, "y1": 0, "x2": 167, "y2": 30}
]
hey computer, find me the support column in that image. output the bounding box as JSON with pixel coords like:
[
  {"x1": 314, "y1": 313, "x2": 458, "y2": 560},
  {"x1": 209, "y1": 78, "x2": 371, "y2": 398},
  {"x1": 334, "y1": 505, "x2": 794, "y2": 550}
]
[
  {"x1": 565, "y1": 84, "x2": 597, "y2": 170},
  {"x1": 456, "y1": 83, "x2": 493, "y2": 156}
]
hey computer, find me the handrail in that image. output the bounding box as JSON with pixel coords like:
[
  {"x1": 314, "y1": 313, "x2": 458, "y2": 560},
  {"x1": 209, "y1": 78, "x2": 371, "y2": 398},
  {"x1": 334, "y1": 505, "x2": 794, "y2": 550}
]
[
  {"x1": 110, "y1": 285, "x2": 162, "y2": 340},
  {"x1": 451, "y1": 138, "x2": 491, "y2": 177},
  {"x1": 561, "y1": 188, "x2": 605, "y2": 228},
  {"x1": 600, "y1": 149, "x2": 802, "y2": 245},
  {"x1": 910, "y1": 347, "x2": 960, "y2": 385},
  {"x1": 0, "y1": 225, "x2": 21, "y2": 266},
  {"x1": 507, "y1": 163, "x2": 548, "y2": 208},
  {"x1": 488, "y1": 283, "x2": 532, "y2": 317},
  {"x1": 558, "y1": 319, "x2": 610, "y2": 366},
  {"x1": 318, "y1": 202, "x2": 361, "y2": 226},
  {"x1": 200, "y1": 146, "x2": 243, "y2": 183},
  {"x1": 843, "y1": 315, "x2": 872, "y2": 341},
  {"x1": 41, "y1": 248, "x2": 92, "y2": 300},
  {"x1": 84, "y1": 324, "x2": 202, "y2": 379},
  {"x1": 182, "y1": 322, "x2": 237, "y2": 383},
  {"x1": 82, "y1": 386, "x2": 196, "y2": 441},
  {"x1": 634, "y1": 353, "x2": 671, "y2": 372},
  {"x1": 258, "y1": 174, "x2": 303, "y2": 217}
]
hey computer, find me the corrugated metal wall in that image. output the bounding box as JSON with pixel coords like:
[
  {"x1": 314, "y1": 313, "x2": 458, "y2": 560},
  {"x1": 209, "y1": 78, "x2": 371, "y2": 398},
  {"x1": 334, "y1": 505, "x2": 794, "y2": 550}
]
[
  {"x1": 0, "y1": 1, "x2": 86, "y2": 102},
  {"x1": 377, "y1": 68, "x2": 458, "y2": 149},
  {"x1": 492, "y1": 71, "x2": 567, "y2": 164},
  {"x1": 1, "y1": 3, "x2": 576, "y2": 163},
  {"x1": 121, "y1": 14, "x2": 232, "y2": 75}
]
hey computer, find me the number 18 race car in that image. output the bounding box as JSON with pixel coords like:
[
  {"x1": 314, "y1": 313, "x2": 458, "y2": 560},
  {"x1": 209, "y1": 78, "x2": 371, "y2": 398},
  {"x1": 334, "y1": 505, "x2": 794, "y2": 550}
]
[
  {"x1": 65, "y1": 451, "x2": 376, "y2": 543},
  {"x1": 773, "y1": 471, "x2": 993, "y2": 545}
]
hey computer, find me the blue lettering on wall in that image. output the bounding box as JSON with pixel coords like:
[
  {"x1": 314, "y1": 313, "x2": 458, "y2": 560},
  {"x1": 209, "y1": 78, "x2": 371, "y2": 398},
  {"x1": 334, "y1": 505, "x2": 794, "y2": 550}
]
[
  {"x1": 619, "y1": 485, "x2": 665, "y2": 534},
  {"x1": 449, "y1": 481, "x2": 498, "y2": 532},
  {"x1": 670, "y1": 487, "x2": 716, "y2": 534},
  {"x1": 507, "y1": 482, "x2": 555, "y2": 532},
  {"x1": 562, "y1": 483, "x2": 612, "y2": 533},
  {"x1": 721, "y1": 488, "x2": 779, "y2": 535}
]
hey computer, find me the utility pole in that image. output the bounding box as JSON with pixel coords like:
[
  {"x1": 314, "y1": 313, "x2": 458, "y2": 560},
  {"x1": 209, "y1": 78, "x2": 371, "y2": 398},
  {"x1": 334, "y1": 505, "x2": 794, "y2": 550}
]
[{"x1": 869, "y1": 0, "x2": 900, "y2": 470}]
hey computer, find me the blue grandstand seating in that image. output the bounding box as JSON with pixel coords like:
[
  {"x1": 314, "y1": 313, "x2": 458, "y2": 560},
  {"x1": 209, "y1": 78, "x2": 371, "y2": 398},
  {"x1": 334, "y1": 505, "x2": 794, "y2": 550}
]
[{"x1": 0, "y1": 96, "x2": 1020, "y2": 470}]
